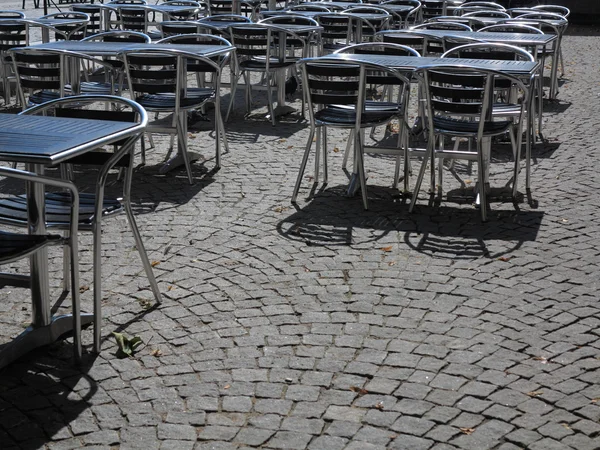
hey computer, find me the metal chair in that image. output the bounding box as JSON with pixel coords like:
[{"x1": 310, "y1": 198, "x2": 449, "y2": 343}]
[
  {"x1": 40, "y1": 12, "x2": 90, "y2": 41},
  {"x1": 119, "y1": 47, "x2": 228, "y2": 181},
  {"x1": 115, "y1": 5, "x2": 162, "y2": 39},
  {"x1": 378, "y1": 0, "x2": 422, "y2": 29},
  {"x1": 291, "y1": 58, "x2": 412, "y2": 209},
  {"x1": 0, "y1": 11, "x2": 26, "y2": 19},
  {"x1": 532, "y1": 4, "x2": 569, "y2": 18},
  {"x1": 0, "y1": 166, "x2": 81, "y2": 367},
  {"x1": 158, "y1": 0, "x2": 204, "y2": 20},
  {"x1": 412, "y1": 21, "x2": 472, "y2": 31},
  {"x1": 0, "y1": 20, "x2": 29, "y2": 105},
  {"x1": 10, "y1": 47, "x2": 119, "y2": 108},
  {"x1": 71, "y1": 5, "x2": 104, "y2": 36},
  {"x1": 0, "y1": 95, "x2": 160, "y2": 353},
  {"x1": 156, "y1": 33, "x2": 231, "y2": 168},
  {"x1": 420, "y1": 0, "x2": 446, "y2": 21},
  {"x1": 409, "y1": 65, "x2": 529, "y2": 221},
  {"x1": 343, "y1": 7, "x2": 393, "y2": 38},
  {"x1": 335, "y1": 42, "x2": 419, "y2": 190},
  {"x1": 226, "y1": 23, "x2": 302, "y2": 125},
  {"x1": 425, "y1": 15, "x2": 486, "y2": 30},
  {"x1": 462, "y1": 10, "x2": 511, "y2": 19},
  {"x1": 454, "y1": 2, "x2": 506, "y2": 14}
]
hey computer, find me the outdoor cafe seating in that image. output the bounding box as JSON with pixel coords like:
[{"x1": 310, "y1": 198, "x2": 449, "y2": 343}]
[{"x1": 0, "y1": 0, "x2": 571, "y2": 366}]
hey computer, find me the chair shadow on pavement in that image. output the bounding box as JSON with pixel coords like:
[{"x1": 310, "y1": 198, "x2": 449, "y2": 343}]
[
  {"x1": 0, "y1": 350, "x2": 100, "y2": 450},
  {"x1": 277, "y1": 184, "x2": 544, "y2": 260}
]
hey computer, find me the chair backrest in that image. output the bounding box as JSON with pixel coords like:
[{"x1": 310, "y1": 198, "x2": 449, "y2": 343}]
[
  {"x1": 0, "y1": 20, "x2": 29, "y2": 52},
  {"x1": 479, "y1": 23, "x2": 543, "y2": 34},
  {"x1": 381, "y1": 0, "x2": 422, "y2": 27},
  {"x1": 343, "y1": 6, "x2": 393, "y2": 34},
  {"x1": 462, "y1": 10, "x2": 511, "y2": 19},
  {"x1": 228, "y1": 24, "x2": 281, "y2": 67},
  {"x1": 287, "y1": 4, "x2": 331, "y2": 12},
  {"x1": 259, "y1": 15, "x2": 319, "y2": 27},
  {"x1": 199, "y1": 14, "x2": 251, "y2": 23},
  {"x1": 532, "y1": 5, "x2": 569, "y2": 18},
  {"x1": 515, "y1": 12, "x2": 568, "y2": 25},
  {"x1": 0, "y1": 11, "x2": 26, "y2": 19},
  {"x1": 159, "y1": 20, "x2": 201, "y2": 36},
  {"x1": 156, "y1": 33, "x2": 231, "y2": 72},
  {"x1": 82, "y1": 30, "x2": 151, "y2": 42},
  {"x1": 299, "y1": 57, "x2": 411, "y2": 127},
  {"x1": 416, "y1": 65, "x2": 527, "y2": 136},
  {"x1": 156, "y1": 1, "x2": 203, "y2": 20},
  {"x1": 10, "y1": 48, "x2": 117, "y2": 108},
  {"x1": 378, "y1": 30, "x2": 426, "y2": 55},
  {"x1": 441, "y1": 42, "x2": 534, "y2": 62},
  {"x1": 120, "y1": 48, "x2": 223, "y2": 100},
  {"x1": 412, "y1": 21, "x2": 472, "y2": 31},
  {"x1": 157, "y1": 32, "x2": 230, "y2": 46},
  {"x1": 71, "y1": 5, "x2": 102, "y2": 35},
  {"x1": 421, "y1": 0, "x2": 446, "y2": 20},
  {"x1": 455, "y1": 2, "x2": 505, "y2": 13},
  {"x1": 426, "y1": 15, "x2": 485, "y2": 30},
  {"x1": 117, "y1": 6, "x2": 152, "y2": 33},
  {"x1": 335, "y1": 41, "x2": 421, "y2": 56},
  {"x1": 40, "y1": 12, "x2": 90, "y2": 41},
  {"x1": 107, "y1": 0, "x2": 148, "y2": 4}
]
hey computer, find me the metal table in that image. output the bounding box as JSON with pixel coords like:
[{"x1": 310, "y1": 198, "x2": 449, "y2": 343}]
[
  {"x1": 382, "y1": 29, "x2": 557, "y2": 137},
  {"x1": 25, "y1": 41, "x2": 233, "y2": 173},
  {"x1": 313, "y1": 53, "x2": 539, "y2": 195},
  {"x1": 25, "y1": 17, "x2": 89, "y2": 43},
  {"x1": 0, "y1": 113, "x2": 145, "y2": 368},
  {"x1": 25, "y1": 40, "x2": 233, "y2": 58}
]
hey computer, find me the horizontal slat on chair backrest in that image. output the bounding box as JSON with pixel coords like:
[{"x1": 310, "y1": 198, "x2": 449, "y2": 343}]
[
  {"x1": 305, "y1": 63, "x2": 360, "y2": 105},
  {"x1": 429, "y1": 70, "x2": 485, "y2": 115}
]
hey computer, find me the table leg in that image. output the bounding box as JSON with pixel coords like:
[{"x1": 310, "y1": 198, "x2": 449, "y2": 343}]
[
  {"x1": 271, "y1": 31, "x2": 296, "y2": 118},
  {"x1": 26, "y1": 163, "x2": 51, "y2": 328}
]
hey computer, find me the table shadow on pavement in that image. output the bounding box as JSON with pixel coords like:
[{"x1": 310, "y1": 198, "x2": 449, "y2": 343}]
[
  {"x1": 0, "y1": 350, "x2": 99, "y2": 450},
  {"x1": 278, "y1": 186, "x2": 543, "y2": 259}
]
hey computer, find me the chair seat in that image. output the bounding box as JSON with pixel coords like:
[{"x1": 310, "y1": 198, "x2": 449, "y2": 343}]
[
  {"x1": 240, "y1": 59, "x2": 296, "y2": 70},
  {"x1": 433, "y1": 117, "x2": 512, "y2": 135},
  {"x1": 315, "y1": 105, "x2": 398, "y2": 125},
  {"x1": 29, "y1": 91, "x2": 61, "y2": 105},
  {"x1": 0, "y1": 192, "x2": 122, "y2": 229},
  {"x1": 0, "y1": 230, "x2": 61, "y2": 263},
  {"x1": 492, "y1": 103, "x2": 522, "y2": 117},
  {"x1": 135, "y1": 90, "x2": 214, "y2": 110}
]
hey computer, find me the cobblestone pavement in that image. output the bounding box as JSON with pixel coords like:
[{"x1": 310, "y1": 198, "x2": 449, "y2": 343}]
[{"x1": 0, "y1": 3, "x2": 599, "y2": 449}]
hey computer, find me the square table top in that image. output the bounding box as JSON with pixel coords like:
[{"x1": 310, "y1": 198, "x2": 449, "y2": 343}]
[
  {"x1": 22, "y1": 41, "x2": 234, "y2": 57},
  {"x1": 318, "y1": 52, "x2": 540, "y2": 76},
  {"x1": 0, "y1": 114, "x2": 140, "y2": 165},
  {"x1": 385, "y1": 29, "x2": 557, "y2": 46}
]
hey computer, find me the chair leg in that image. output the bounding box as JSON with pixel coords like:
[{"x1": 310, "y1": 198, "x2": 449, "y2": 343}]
[
  {"x1": 69, "y1": 218, "x2": 82, "y2": 363},
  {"x1": 226, "y1": 71, "x2": 239, "y2": 122},
  {"x1": 322, "y1": 126, "x2": 328, "y2": 185},
  {"x1": 356, "y1": 130, "x2": 368, "y2": 210},
  {"x1": 176, "y1": 112, "x2": 194, "y2": 185},
  {"x1": 291, "y1": 127, "x2": 316, "y2": 203},
  {"x1": 409, "y1": 138, "x2": 434, "y2": 213},
  {"x1": 123, "y1": 161, "x2": 162, "y2": 305},
  {"x1": 314, "y1": 126, "x2": 321, "y2": 183},
  {"x1": 265, "y1": 72, "x2": 276, "y2": 127},
  {"x1": 342, "y1": 130, "x2": 353, "y2": 170},
  {"x1": 477, "y1": 139, "x2": 488, "y2": 222}
]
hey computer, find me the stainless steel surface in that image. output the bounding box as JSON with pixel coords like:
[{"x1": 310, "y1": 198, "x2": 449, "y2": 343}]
[
  {"x1": 26, "y1": 41, "x2": 233, "y2": 58},
  {"x1": 0, "y1": 314, "x2": 93, "y2": 369}
]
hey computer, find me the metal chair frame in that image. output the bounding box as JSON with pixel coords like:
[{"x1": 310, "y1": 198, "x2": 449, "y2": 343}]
[
  {"x1": 292, "y1": 57, "x2": 412, "y2": 209},
  {"x1": 0, "y1": 166, "x2": 81, "y2": 366},
  {"x1": 409, "y1": 65, "x2": 529, "y2": 221}
]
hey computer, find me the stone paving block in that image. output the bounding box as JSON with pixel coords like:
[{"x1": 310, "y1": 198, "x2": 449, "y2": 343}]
[{"x1": 0, "y1": 11, "x2": 599, "y2": 450}]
